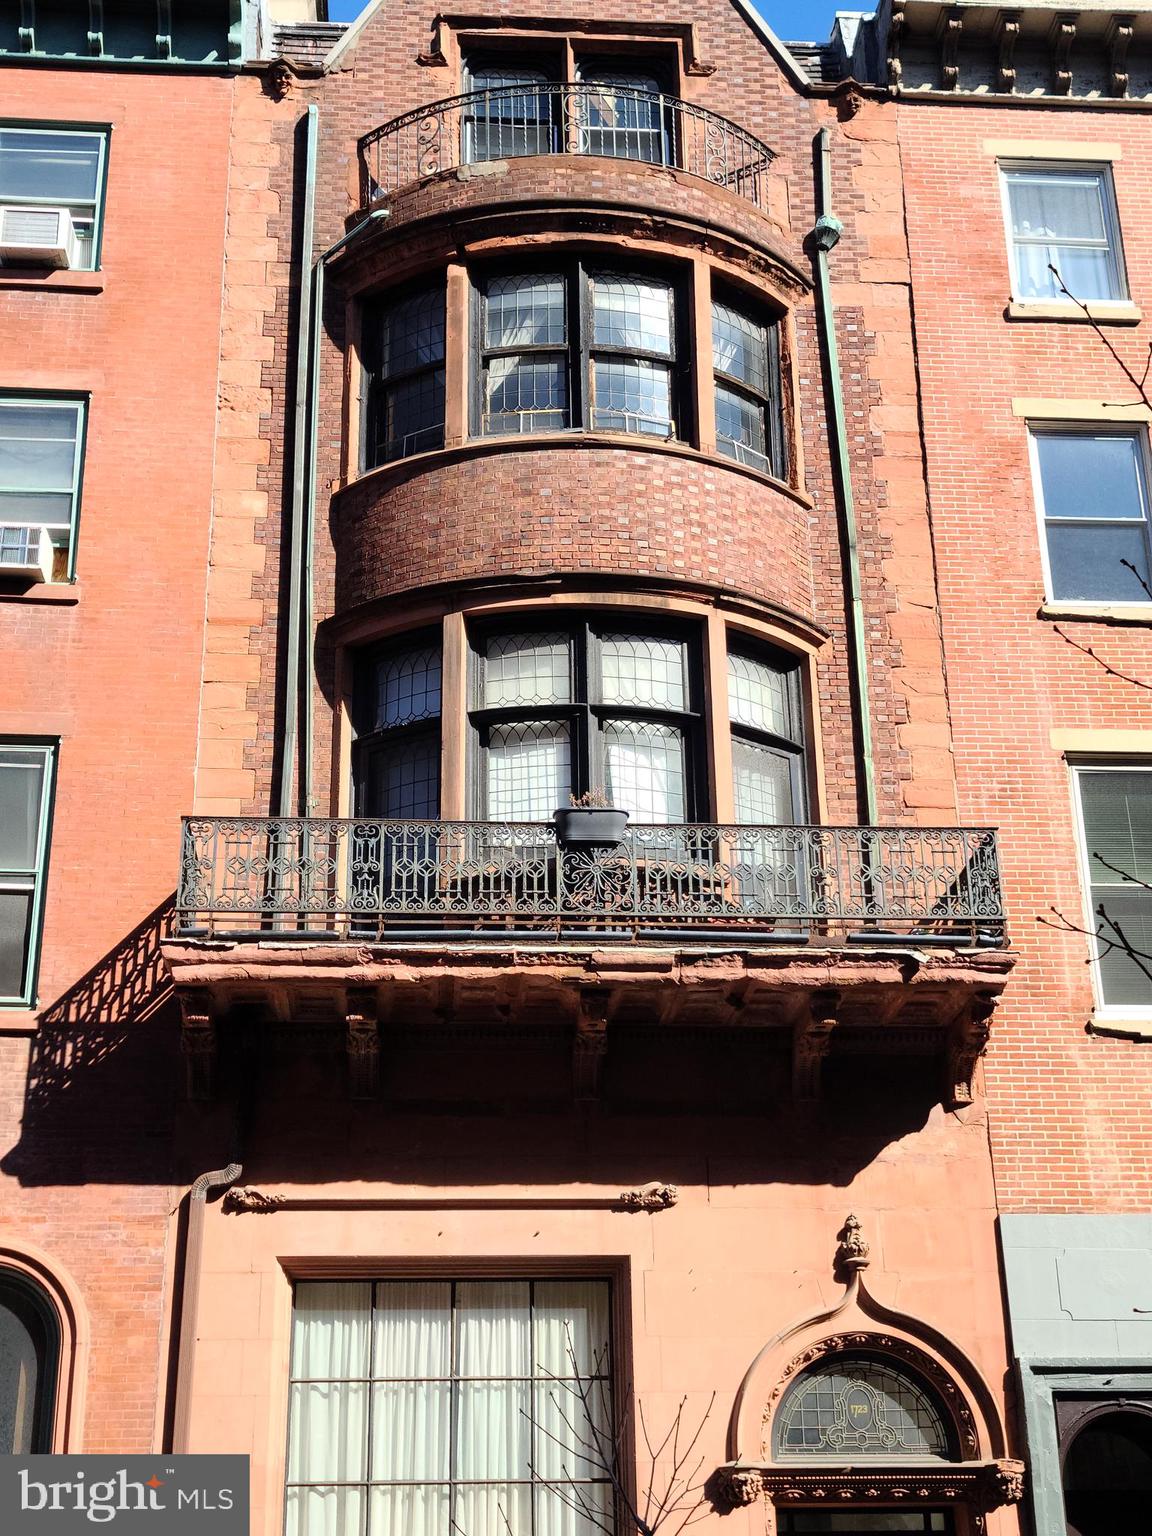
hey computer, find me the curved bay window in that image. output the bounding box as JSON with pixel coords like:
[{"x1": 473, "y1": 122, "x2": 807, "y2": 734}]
[
  {"x1": 363, "y1": 285, "x2": 446, "y2": 467},
  {"x1": 773, "y1": 1356, "x2": 955, "y2": 1462},
  {"x1": 0, "y1": 1269, "x2": 59, "y2": 1454},
  {"x1": 354, "y1": 637, "x2": 443, "y2": 818},
  {"x1": 470, "y1": 624, "x2": 701, "y2": 823},
  {"x1": 713, "y1": 293, "x2": 784, "y2": 477},
  {"x1": 729, "y1": 646, "x2": 806, "y2": 825},
  {"x1": 477, "y1": 264, "x2": 681, "y2": 440}
]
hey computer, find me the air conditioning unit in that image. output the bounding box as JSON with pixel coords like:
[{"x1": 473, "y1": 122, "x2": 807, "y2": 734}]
[
  {"x1": 0, "y1": 525, "x2": 54, "y2": 582},
  {"x1": 0, "y1": 206, "x2": 79, "y2": 269}
]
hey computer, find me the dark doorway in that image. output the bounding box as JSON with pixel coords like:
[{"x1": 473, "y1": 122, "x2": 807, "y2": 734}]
[{"x1": 1061, "y1": 1405, "x2": 1152, "y2": 1536}]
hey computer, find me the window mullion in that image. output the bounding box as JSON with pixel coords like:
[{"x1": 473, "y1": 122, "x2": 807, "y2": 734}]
[{"x1": 574, "y1": 261, "x2": 589, "y2": 431}]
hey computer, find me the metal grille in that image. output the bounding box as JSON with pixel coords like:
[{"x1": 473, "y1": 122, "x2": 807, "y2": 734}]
[
  {"x1": 360, "y1": 85, "x2": 776, "y2": 211},
  {"x1": 773, "y1": 1359, "x2": 952, "y2": 1461},
  {"x1": 176, "y1": 820, "x2": 1006, "y2": 943}
]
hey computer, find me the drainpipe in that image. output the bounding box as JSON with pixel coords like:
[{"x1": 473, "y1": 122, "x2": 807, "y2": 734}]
[
  {"x1": 811, "y1": 127, "x2": 879, "y2": 826},
  {"x1": 171, "y1": 1161, "x2": 243, "y2": 1452},
  {"x1": 276, "y1": 102, "x2": 388, "y2": 815}
]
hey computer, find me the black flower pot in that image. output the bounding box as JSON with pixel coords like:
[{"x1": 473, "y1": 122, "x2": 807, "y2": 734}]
[{"x1": 552, "y1": 807, "x2": 630, "y2": 847}]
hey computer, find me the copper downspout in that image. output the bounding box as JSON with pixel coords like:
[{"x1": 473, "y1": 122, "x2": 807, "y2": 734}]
[{"x1": 171, "y1": 1162, "x2": 243, "y2": 1452}]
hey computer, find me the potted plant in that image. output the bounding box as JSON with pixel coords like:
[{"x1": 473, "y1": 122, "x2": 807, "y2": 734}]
[{"x1": 553, "y1": 789, "x2": 630, "y2": 847}]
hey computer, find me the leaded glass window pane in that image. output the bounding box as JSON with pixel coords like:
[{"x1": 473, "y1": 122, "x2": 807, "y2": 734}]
[
  {"x1": 591, "y1": 274, "x2": 673, "y2": 355},
  {"x1": 485, "y1": 274, "x2": 566, "y2": 348},
  {"x1": 484, "y1": 634, "x2": 571, "y2": 706},
  {"x1": 733, "y1": 738, "x2": 793, "y2": 825},
  {"x1": 713, "y1": 302, "x2": 769, "y2": 395},
  {"x1": 591, "y1": 358, "x2": 671, "y2": 436},
  {"x1": 465, "y1": 67, "x2": 557, "y2": 162},
  {"x1": 367, "y1": 733, "x2": 440, "y2": 820},
  {"x1": 381, "y1": 289, "x2": 446, "y2": 380},
  {"x1": 716, "y1": 386, "x2": 769, "y2": 472},
  {"x1": 373, "y1": 645, "x2": 442, "y2": 731},
  {"x1": 370, "y1": 287, "x2": 446, "y2": 465},
  {"x1": 1005, "y1": 167, "x2": 1123, "y2": 302},
  {"x1": 600, "y1": 634, "x2": 686, "y2": 710},
  {"x1": 484, "y1": 356, "x2": 568, "y2": 435},
  {"x1": 773, "y1": 1358, "x2": 952, "y2": 1461},
  {"x1": 728, "y1": 652, "x2": 790, "y2": 736},
  {"x1": 487, "y1": 722, "x2": 571, "y2": 819},
  {"x1": 603, "y1": 719, "x2": 686, "y2": 823}
]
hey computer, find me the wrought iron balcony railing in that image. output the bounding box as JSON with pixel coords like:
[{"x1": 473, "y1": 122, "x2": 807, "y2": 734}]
[
  {"x1": 175, "y1": 819, "x2": 1006, "y2": 945},
  {"x1": 358, "y1": 84, "x2": 777, "y2": 210}
]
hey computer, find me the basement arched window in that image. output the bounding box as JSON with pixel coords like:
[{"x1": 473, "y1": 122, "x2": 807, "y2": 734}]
[
  {"x1": 0, "y1": 1269, "x2": 59, "y2": 1454},
  {"x1": 773, "y1": 1355, "x2": 955, "y2": 1462}
]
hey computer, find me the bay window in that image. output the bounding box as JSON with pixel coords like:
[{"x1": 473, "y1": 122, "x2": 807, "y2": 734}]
[
  {"x1": 354, "y1": 637, "x2": 443, "y2": 818},
  {"x1": 285, "y1": 1277, "x2": 615, "y2": 1536},
  {"x1": 713, "y1": 294, "x2": 784, "y2": 477},
  {"x1": 728, "y1": 646, "x2": 806, "y2": 825},
  {"x1": 477, "y1": 264, "x2": 680, "y2": 440},
  {"x1": 363, "y1": 285, "x2": 446, "y2": 467}
]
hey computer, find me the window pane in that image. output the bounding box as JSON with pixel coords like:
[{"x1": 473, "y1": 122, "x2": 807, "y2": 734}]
[
  {"x1": 535, "y1": 1481, "x2": 613, "y2": 1536},
  {"x1": 366, "y1": 732, "x2": 440, "y2": 819},
  {"x1": 484, "y1": 356, "x2": 568, "y2": 435},
  {"x1": 0, "y1": 1284, "x2": 44, "y2": 1454},
  {"x1": 1080, "y1": 772, "x2": 1152, "y2": 887},
  {"x1": 533, "y1": 1281, "x2": 610, "y2": 1379},
  {"x1": 371, "y1": 1383, "x2": 451, "y2": 1479},
  {"x1": 457, "y1": 1383, "x2": 531, "y2": 1477},
  {"x1": 0, "y1": 130, "x2": 102, "y2": 203},
  {"x1": 0, "y1": 889, "x2": 34, "y2": 1001},
  {"x1": 485, "y1": 273, "x2": 566, "y2": 348},
  {"x1": 591, "y1": 274, "x2": 673, "y2": 355},
  {"x1": 716, "y1": 385, "x2": 769, "y2": 471},
  {"x1": 1093, "y1": 889, "x2": 1152, "y2": 1008},
  {"x1": 591, "y1": 358, "x2": 671, "y2": 436},
  {"x1": 713, "y1": 302, "x2": 769, "y2": 395},
  {"x1": 380, "y1": 371, "x2": 445, "y2": 461},
  {"x1": 485, "y1": 633, "x2": 571, "y2": 706},
  {"x1": 1008, "y1": 170, "x2": 1108, "y2": 243},
  {"x1": 578, "y1": 73, "x2": 664, "y2": 163},
  {"x1": 773, "y1": 1358, "x2": 951, "y2": 1459},
  {"x1": 733, "y1": 739, "x2": 795, "y2": 825},
  {"x1": 381, "y1": 289, "x2": 445, "y2": 381},
  {"x1": 285, "y1": 1485, "x2": 365, "y2": 1536},
  {"x1": 366, "y1": 1485, "x2": 447, "y2": 1536},
  {"x1": 1014, "y1": 243, "x2": 1115, "y2": 303},
  {"x1": 170, "y1": 0, "x2": 233, "y2": 62},
  {"x1": 728, "y1": 652, "x2": 791, "y2": 736},
  {"x1": 0, "y1": 404, "x2": 80, "y2": 491},
  {"x1": 534, "y1": 1380, "x2": 613, "y2": 1480},
  {"x1": 603, "y1": 719, "x2": 686, "y2": 823},
  {"x1": 486, "y1": 723, "x2": 571, "y2": 820},
  {"x1": 1046, "y1": 523, "x2": 1151, "y2": 603},
  {"x1": 374, "y1": 646, "x2": 442, "y2": 730},
  {"x1": 453, "y1": 1483, "x2": 533, "y2": 1536},
  {"x1": 0, "y1": 491, "x2": 75, "y2": 526},
  {"x1": 373, "y1": 1281, "x2": 452, "y2": 1379},
  {"x1": 456, "y1": 1281, "x2": 532, "y2": 1376},
  {"x1": 288, "y1": 1383, "x2": 368, "y2": 1481},
  {"x1": 1035, "y1": 433, "x2": 1145, "y2": 521},
  {"x1": 599, "y1": 633, "x2": 686, "y2": 710},
  {"x1": 0, "y1": 752, "x2": 45, "y2": 870},
  {"x1": 31, "y1": 0, "x2": 89, "y2": 54},
  {"x1": 291, "y1": 1282, "x2": 372, "y2": 1380},
  {"x1": 465, "y1": 68, "x2": 556, "y2": 161}
]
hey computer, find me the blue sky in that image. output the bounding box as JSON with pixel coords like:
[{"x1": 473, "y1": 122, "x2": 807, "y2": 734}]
[{"x1": 325, "y1": 0, "x2": 847, "y2": 42}]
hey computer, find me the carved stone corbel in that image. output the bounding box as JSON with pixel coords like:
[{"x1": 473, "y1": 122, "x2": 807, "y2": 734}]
[
  {"x1": 793, "y1": 988, "x2": 839, "y2": 1102},
  {"x1": 179, "y1": 989, "x2": 217, "y2": 1100},
  {"x1": 1108, "y1": 15, "x2": 1136, "y2": 97},
  {"x1": 417, "y1": 16, "x2": 449, "y2": 67},
  {"x1": 835, "y1": 1213, "x2": 871, "y2": 1277},
  {"x1": 345, "y1": 986, "x2": 380, "y2": 1100},
  {"x1": 887, "y1": 2, "x2": 907, "y2": 88},
  {"x1": 978, "y1": 1458, "x2": 1027, "y2": 1511},
  {"x1": 223, "y1": 1186, "x2": 285, "y2": 1213},
  {"x1": 940, "y1": 6, "x2": 964, "y2": 90},
  {"x1": 617, "y1": 1182, "x2": 678, "y2": 1211},
  {"x1": 1049, "y1": 13, "x2": 1078, "y2": 96},
  {"x1": 945, "y1": 991, "x2": 997, "y2": 1108},
  {"x1": 709, "y1": 1467, "x2": 766, "y2": 1511},
  {"x1": 574, "y1": 987, "x2": 611, "y2": 1103},
  {"x1": 995, "y1": 10, "x2": 1022, "y2": 93}
]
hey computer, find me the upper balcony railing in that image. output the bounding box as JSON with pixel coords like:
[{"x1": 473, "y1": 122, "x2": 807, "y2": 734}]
[
  {"x1": 358, "y1": 84, "x2": 777, "y2": 211},
  {"x1": 175, "y1": 819, "x2": 1006, "y2": 946}
]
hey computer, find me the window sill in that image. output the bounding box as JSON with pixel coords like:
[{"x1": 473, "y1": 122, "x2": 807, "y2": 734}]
[
  {"x1": 0, "y1": 581, "x2": 80, "y2": 605},
  {"x1": 1039, "y1": 600, "x2": 1152, "y2": 626},
  {"x1": 0, "y1": 267, "x2": 104, "y2": 293},
  {"x1": 1087, "y1": 1014, "x2": 1152, "y2": 1041},
  {"x1": 0, "y1": 1009, "x2": 39, "y2": 1034},
  {"x1": 1006, "y1": 299, "x2": 1141, "y2": 325}
]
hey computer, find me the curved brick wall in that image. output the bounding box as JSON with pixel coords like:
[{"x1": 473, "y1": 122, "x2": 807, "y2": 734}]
[{"x1": 334, "y1": 440, "x2": 815, "y2": 619}]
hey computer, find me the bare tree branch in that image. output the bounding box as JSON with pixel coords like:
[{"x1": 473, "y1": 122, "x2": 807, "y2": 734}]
[{"x1": 1053, "y1": 626, "x2": 1152, "y2": 690}]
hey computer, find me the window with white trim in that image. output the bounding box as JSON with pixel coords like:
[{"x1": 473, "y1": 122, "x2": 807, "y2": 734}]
[
  {"x1": 1072, "y1": 765, "x2": 1152, "y2": 1013},
  {"x1": 1030, "y1": 427, "x2": 1152, "y2": 604},
  {"x1": 285, "y1": 1278, "x2": 615, "y2": 1536},
  {"x1": 0, "y1": 396, "x2": 86, "y2": 581},
  {"x1": 0, "y1": 125, "x2": 107, "y2": 271},
  {"x1": 0, "y1": 744, "x2": 56, "y2": 1008},
  {"x1": 1000, "y1": 163, "x2": 1126, "y2": 303}
]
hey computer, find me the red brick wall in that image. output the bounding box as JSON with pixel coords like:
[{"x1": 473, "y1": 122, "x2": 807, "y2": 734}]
[
  {"x1": 0, "y1": 66, "x2": 235, "y2": 1449},
  {"x1": 898, "y1": 100, "x2": 1152, "y2": 1210}
]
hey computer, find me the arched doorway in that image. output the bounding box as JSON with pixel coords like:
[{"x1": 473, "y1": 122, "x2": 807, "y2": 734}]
[
  {"x1": 1061, "y1": 1403, "x2": 1152, "y2": 1536},
  {"x1": 0, "y1": 1267, "x2": 60, "y2": 1453}
]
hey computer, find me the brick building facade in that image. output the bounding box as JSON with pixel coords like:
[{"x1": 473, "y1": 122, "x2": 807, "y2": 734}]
[{"x1": 0, "y1": 1, "x2": 1147, "y2": 1534}]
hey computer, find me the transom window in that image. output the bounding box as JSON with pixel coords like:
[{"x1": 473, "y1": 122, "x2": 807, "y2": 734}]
[
  {"x1": 1001, "y1": 163, "x2": 1126, "y2": 303},
  {"x1": 773, "y1": 1356, "x2": 954, "y2": 1461},
  {"x1": 0, "y1": 125, "x2": 107, "y2": 271},
  {"x1": 0, "y1": 743, "x2": 56, "y2": 1008},
  {"x1": 363, "y1": 286, "x2": 446, "y2": 467},
  {"x1": 285, "y1": 1278, "x2": 614, "y2": 1536},
  {"x1": 713, "y1": 294, "x2": 784, "y2": 478},
  {"x1": 1072, "y1": 765, "x2": 1152, "y2": 1014},
  {"x1": 477, "y1": 264, "x2": 680, "y2": 440},
  {"x1": 470, "y1": 623, "x2": 698, "y2": 822},
  {"x1": 1029, "y1": 428, "x2": 1152, "y2": 604},
  {"x1": 0, "y1": 396, "x2": 86, "y2": 581}
]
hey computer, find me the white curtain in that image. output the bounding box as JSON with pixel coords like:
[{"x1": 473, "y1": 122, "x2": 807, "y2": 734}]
[
  {"x1": 372, "y1": 1282, "x2": 452, "y2": 1485},
  {"x1": 487, "y1": 725, "x2": 571, "y2": 820},
  {"x1": 604, "y1": 722, "x2": 685, "y2": 824}
]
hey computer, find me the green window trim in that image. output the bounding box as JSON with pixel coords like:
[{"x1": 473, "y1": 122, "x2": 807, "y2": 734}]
[
  {"x1": 0, "y1": 122, "x2": 110, "y2": 272},
  {"x1": 0, "y1": 392, "x2": 89, "y2": 582},
  {"x1": 1, "y1": 2, "x2": 243, "y2": 65},
  {"x1": 0, "y1": 739, "x2": 58, "y2": 1010}
]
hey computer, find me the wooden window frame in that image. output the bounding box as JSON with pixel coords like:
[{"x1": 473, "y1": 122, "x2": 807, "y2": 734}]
[
  {"x1": 361, "y1": 283, "x2": 447, "y2": 471},
  {"x1": 712, "y1": 287, "x2": 786, "y2": 481},
  {"x1": 728, "y1": 641, "x2": 808, "y2": 824}
]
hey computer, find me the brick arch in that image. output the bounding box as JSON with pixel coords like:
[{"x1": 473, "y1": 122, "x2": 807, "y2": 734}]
[{"x1": 0, "y1": 1239, "x2": 90, "y2": 1452}]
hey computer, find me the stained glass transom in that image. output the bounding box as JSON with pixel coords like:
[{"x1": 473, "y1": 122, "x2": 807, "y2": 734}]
[
  {"x1": 485, "y1": 274, "x2": 566, "y2": 349},
  {"x1": 600, "y1": 634, "x2": 686, "y2": 710},
  {"x1": 773, "y1": 1358, "x2": 952, "y2": 1461},
  {"x1": 484, "y1": 634, "x2": 571, "y2": 706},
  {"x1": 374, "y1": 646, "x2": 442, "y2": 730}
]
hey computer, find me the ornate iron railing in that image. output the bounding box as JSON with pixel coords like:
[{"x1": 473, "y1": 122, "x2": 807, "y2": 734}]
[
  {"x1": 358, "y1": 84, "x2": 777, "y2": 210},
  {"x1": 175, "y1": 819, "x2": 1005, "y2": 944}
]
